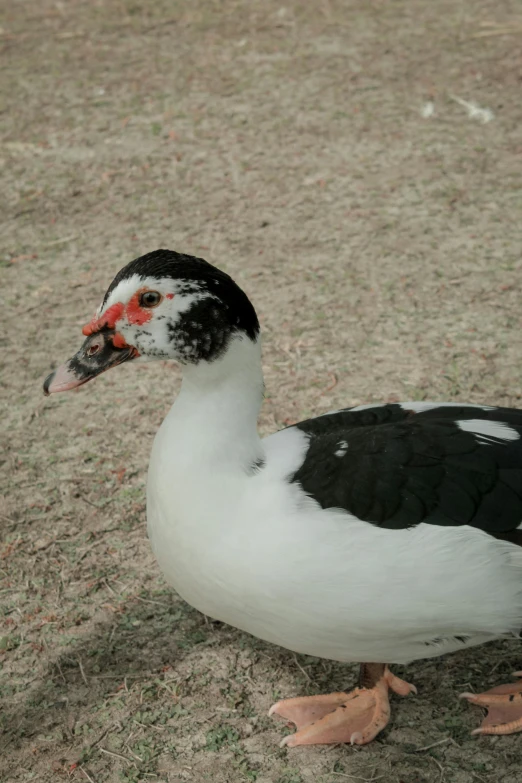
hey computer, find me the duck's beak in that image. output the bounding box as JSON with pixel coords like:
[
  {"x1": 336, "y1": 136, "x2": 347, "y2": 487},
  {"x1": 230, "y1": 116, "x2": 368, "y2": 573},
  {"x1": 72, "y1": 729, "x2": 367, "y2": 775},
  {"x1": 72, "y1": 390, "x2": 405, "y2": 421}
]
[{"x1": 43, "y1": 330, "x2": 139, "y2": 395}]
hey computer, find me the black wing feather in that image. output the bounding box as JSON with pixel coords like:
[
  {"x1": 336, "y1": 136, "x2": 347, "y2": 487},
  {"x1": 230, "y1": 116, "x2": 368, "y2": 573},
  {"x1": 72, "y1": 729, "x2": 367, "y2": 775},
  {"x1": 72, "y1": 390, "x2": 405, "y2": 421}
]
[{"x1": 290, "y1": 403, "x2": 522, "y2": 540}]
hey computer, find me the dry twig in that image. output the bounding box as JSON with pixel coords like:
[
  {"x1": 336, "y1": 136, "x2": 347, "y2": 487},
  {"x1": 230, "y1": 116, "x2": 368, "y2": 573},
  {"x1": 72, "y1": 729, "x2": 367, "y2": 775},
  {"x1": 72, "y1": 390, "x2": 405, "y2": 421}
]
[{"x1": 79, "y1": 767, "x2": 96, "y2": 783}]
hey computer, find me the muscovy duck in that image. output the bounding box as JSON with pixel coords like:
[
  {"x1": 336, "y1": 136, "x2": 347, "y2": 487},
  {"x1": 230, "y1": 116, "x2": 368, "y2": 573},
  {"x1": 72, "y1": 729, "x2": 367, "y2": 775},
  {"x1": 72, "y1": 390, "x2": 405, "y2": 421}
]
[{"x1": 44, "y1": 250, "x2": 522, "y2": 746}]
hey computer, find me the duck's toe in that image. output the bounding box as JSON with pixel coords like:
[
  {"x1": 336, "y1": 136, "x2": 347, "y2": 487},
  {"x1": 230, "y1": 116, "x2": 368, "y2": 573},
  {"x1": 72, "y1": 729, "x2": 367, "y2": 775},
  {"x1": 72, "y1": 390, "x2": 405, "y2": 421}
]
[
  {"x1": 269, "y1": 668, "x2": 416, "y2": 747},
  {"x1": 460, "y1": 673, "x2": 522, "y2": 736},
  {"x1": 268, "y1": 692, "x2": 349, "y2": 732}
]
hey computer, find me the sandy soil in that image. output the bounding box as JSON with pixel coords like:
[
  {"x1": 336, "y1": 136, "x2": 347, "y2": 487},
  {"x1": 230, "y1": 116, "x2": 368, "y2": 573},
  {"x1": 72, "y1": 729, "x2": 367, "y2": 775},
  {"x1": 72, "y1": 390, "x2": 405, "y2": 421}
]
[{"x1": 2, "y1": 1, "x2": 522, "y2": 781}]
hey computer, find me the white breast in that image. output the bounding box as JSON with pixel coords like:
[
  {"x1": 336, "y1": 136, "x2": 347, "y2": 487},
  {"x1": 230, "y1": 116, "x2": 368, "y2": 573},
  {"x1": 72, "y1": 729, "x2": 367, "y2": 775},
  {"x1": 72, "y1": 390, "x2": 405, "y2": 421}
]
[{"x1": 147, "y1": 418, "x2": 522, "y2": 665}]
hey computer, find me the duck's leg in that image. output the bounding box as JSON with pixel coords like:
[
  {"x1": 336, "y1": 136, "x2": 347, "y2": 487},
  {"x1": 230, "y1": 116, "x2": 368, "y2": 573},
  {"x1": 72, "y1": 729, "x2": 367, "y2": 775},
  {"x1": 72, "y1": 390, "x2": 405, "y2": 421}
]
[
  {"x1": 269, "y1": 663, "x2": 416, "y2": 747},
  {"x1": 460, "y1": 673, "x2": 522, "y2": 735}
]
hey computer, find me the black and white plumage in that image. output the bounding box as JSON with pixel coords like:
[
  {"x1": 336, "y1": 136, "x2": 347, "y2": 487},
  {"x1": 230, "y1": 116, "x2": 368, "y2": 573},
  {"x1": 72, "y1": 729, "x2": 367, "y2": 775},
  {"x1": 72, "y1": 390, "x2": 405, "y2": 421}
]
[
  {"x1": 44, "y1": 249, "x2": 522, "y2": 744},
  {"x1": 291, "y1": 403, "x2": 522, "y2": 542}
]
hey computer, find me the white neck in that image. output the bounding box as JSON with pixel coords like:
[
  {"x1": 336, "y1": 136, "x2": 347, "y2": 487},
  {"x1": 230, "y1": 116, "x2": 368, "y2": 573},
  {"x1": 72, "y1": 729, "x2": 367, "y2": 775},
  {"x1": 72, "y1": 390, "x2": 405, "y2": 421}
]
[{"x1": 164, "y1": 335, "x2": 265, "y2": 470}]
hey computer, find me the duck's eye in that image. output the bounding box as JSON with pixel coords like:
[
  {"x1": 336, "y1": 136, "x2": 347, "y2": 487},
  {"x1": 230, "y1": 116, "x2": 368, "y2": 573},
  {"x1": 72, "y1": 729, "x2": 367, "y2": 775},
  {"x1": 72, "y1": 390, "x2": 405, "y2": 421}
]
[{"x1": 139, "y1": 290, "x2": 162, "y2": 308}]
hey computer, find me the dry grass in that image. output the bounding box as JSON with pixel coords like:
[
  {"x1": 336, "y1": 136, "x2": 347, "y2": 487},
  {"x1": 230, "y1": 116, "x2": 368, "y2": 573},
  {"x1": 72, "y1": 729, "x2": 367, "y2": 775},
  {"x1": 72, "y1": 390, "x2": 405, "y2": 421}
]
[{"x1": 2, "y1": 0, "x2": 522, "y2": 781}]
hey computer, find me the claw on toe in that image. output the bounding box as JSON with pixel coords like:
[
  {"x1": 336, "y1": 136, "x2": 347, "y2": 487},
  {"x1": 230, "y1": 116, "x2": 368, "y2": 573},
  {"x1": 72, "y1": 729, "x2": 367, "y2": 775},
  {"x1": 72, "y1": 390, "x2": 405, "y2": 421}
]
[{"x1": 350, "y1": 731, "x2": 363, "y2": 746}]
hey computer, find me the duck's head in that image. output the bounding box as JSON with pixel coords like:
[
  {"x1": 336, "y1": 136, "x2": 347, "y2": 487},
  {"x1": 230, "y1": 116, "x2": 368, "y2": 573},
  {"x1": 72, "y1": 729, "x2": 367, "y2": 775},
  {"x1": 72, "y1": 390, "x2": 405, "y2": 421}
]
[{"x1": 43, "y1": 249, "x2": 260, "y2": 394}]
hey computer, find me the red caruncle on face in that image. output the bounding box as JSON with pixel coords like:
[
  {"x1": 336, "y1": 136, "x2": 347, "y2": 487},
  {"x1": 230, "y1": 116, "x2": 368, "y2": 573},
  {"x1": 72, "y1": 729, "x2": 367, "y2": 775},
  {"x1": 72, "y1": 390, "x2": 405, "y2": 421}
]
[{"x1": 82, "y1": 287, "x2": 166, "y2": 343}]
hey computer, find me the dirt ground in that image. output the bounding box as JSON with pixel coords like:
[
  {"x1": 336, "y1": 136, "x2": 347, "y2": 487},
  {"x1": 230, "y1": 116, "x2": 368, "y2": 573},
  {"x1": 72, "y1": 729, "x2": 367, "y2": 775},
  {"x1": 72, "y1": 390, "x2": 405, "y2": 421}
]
[{"x1": 2, "y1": 0, "x2": 522, "y2": 781}]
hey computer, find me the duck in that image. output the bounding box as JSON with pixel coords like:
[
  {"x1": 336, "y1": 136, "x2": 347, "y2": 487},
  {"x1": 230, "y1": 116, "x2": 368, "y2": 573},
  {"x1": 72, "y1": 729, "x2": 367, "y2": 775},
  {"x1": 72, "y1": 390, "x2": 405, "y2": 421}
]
[{"x1": 44, "y1": 248, "x2": 522, "y2": 747}]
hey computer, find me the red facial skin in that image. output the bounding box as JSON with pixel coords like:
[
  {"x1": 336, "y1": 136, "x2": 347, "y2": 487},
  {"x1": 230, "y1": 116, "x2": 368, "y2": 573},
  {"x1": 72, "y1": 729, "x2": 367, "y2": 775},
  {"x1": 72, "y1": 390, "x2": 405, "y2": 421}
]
[
  {"x1": 112, "y1": 332, "x2": 130, "y2": 349},
  {"x1": 125, "y1": 289, "x2": 154, "y2": 326},
  {"x1": 82, "y1": 288, "x2": 172, "y2": 348},
  {"x1": 83, "y1": 302, "x2": 124, "y2": 336}
]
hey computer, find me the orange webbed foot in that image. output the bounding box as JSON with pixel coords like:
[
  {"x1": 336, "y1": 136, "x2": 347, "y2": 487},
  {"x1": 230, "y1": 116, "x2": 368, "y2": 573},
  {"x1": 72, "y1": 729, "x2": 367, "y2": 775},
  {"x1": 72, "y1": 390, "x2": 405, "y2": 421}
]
[
  {"x1": 269, "y1": 665, "x2": 416, "y2": 747},
  {"x1": 461, "y1": 672, "x2": 522, "y2": 736}
]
